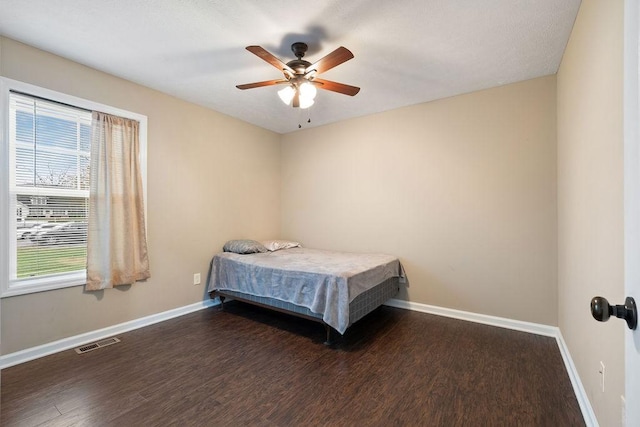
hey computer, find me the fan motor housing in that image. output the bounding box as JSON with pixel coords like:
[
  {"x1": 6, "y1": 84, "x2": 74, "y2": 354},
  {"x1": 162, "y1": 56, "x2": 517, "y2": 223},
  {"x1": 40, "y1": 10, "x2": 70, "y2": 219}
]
[{"x1": 286, "y1": 59, "x2": 312, "y2": 74}]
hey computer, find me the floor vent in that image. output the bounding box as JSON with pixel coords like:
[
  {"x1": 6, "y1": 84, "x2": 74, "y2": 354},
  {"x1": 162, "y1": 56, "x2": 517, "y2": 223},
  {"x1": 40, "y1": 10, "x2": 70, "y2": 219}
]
[{"x1": 75, "y1": 337, "x2": 121, "y2": 354}]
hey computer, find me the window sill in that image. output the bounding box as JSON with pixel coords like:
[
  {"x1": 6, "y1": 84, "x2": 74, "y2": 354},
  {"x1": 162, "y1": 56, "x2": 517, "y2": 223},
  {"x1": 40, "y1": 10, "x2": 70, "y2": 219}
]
[{"x1": 1, "y1": 271, "x2": 86, "y2": 298}]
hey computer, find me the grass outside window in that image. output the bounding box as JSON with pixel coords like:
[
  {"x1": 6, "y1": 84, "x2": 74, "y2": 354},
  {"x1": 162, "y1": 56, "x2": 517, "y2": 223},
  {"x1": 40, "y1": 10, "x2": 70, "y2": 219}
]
[{"x1": 17, "y1": 246, "x2": 87, "y2": 278}]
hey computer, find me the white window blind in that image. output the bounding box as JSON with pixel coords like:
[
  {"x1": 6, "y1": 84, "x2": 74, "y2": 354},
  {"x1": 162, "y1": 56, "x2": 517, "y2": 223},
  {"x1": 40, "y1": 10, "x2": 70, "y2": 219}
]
[{"x1": 10, "y1": 92, "x2": 91, "y2": 280}]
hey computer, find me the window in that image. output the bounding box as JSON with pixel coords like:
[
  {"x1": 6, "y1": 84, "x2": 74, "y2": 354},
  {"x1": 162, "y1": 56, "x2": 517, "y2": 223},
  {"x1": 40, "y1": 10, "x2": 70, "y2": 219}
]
[
  {"x1": 11, "y1": 93, "x2": 91, "y2": 281},
  {"x1": 0, "y1": 78, "x2": 147, "y2": 297}
]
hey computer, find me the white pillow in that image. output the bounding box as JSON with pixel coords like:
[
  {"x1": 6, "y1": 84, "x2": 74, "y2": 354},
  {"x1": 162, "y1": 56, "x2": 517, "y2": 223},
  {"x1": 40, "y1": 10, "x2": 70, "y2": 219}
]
[{"x1": 261, "y1": 239, "x2": 301, "y2": 251}]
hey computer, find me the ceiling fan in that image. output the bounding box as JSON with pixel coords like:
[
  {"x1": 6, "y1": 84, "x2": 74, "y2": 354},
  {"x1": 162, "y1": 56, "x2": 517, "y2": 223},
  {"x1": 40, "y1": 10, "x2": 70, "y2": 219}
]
[{"x1": 236, "y1": 42, "x2": 360, "y2": 109}]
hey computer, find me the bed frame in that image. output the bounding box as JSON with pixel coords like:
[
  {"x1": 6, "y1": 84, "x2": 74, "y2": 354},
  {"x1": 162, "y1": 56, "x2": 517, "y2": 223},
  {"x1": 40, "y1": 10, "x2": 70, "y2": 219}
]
[{"x1": 210, "y1": 276, "x2": 400, "y2": 345}]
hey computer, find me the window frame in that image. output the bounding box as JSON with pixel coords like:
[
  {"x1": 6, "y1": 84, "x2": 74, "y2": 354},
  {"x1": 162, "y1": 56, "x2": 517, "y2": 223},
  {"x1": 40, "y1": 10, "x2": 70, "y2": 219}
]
[{"x1": 0, "y1": 78, "x2": 148, "y2": 298}]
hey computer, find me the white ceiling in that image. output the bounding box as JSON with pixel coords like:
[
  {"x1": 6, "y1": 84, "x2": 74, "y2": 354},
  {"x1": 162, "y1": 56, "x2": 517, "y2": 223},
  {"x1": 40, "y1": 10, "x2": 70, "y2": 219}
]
[{"x1": 0, "y1": 0, "x2": 580, "y2": 134}]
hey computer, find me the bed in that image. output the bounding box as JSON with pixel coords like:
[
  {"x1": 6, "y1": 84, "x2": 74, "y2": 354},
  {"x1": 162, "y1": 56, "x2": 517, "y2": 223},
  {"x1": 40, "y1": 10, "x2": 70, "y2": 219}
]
[{"x1": 207, "y1": 242, "x2": 405, "y2": 344}]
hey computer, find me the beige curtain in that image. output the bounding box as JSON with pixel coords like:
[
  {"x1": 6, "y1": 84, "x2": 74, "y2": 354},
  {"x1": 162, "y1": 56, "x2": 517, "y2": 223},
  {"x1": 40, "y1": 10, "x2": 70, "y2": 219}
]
[{"x1": 86, "y1": 111, "x2": 150, "y2": 290}]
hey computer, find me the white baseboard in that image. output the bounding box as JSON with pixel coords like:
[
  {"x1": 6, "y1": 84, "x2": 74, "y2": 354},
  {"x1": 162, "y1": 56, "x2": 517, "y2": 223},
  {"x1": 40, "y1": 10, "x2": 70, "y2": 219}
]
[
  {"x1": 556, "y1": 330, "x2": 599, "y2": 427},
  {"x1": 384, "y1": 298, "x2": 558, "y2": 336},
  {"x1": 0, "y1": 299, "x2": 218, "y2": 369},
  {"x1": 384, "y1": 298, "x2": 597, "y2": 427}
]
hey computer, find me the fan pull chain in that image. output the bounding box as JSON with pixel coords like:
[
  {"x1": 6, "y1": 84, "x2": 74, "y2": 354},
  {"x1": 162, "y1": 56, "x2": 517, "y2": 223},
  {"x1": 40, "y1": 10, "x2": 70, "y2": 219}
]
[{"x1": 298, "y1": 109, "x2": 312, "y2": 129}]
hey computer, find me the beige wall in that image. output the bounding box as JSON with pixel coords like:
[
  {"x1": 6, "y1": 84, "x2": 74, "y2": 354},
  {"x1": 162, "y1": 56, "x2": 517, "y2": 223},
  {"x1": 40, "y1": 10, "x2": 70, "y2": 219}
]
[
  {"x1": 0, "y1": 37, "x2": 282, "y2": 354},
  {"x1": 281, "y1": 76, "x2": 558, "y2": 325},
  {"x1": 557, "y1": 0, "x2": 626, "y2": 425}
]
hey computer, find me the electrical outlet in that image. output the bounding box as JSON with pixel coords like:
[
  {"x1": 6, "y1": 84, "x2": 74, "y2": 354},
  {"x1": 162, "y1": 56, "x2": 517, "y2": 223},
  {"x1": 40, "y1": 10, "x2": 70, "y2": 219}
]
[
  {"x1": 599, "y1": 361, "x2": 605, "y2": 392},
  {"x1": 193, "y1": 273, "x2": 201, "y2": 285}
]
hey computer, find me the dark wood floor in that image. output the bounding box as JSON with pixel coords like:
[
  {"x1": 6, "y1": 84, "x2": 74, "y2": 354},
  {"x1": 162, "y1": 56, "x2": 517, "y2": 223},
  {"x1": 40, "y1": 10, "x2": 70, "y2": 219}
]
[{"x1": 1, "y1": 302, "x2": 585, "y2": 426}]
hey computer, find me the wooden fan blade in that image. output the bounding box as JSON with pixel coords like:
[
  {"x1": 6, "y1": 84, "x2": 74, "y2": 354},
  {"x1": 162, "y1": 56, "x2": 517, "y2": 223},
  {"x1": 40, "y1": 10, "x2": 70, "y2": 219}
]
[
  {"x1": 246, "y1": 46, "x2": 294, "y2": 74},
  {"x1": 236, "y1": 79, "x2": 288, "y2": 90},
  {"x1": 313, "y1": 78, "x2": 360, "y2": 96},
  {"x1": 305, "y1": 47, "x2": 354, "y2": 74}
]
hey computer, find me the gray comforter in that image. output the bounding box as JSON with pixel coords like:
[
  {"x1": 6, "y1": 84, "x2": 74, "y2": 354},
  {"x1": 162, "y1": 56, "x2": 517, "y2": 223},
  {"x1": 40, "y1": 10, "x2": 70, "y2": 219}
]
[{"x1": 207, "y1": 247, "x2": 405, "y2": 333}]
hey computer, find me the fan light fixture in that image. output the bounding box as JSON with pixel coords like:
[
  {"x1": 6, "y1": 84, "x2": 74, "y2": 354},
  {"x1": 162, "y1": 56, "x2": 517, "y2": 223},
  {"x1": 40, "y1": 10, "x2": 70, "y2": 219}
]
[{"x1": 278, "y1": 82, "x2": 317, "y2": 109}]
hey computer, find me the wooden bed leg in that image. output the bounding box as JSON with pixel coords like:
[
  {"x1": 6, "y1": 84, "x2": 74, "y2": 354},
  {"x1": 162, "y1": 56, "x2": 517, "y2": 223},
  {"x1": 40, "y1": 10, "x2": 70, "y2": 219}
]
[
  {"x1": 324, "y1": 325, "x2": 333, "y2": 346},
  {"x1": 219, "y1": 295, "x2": 225, "y2": 310}
]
